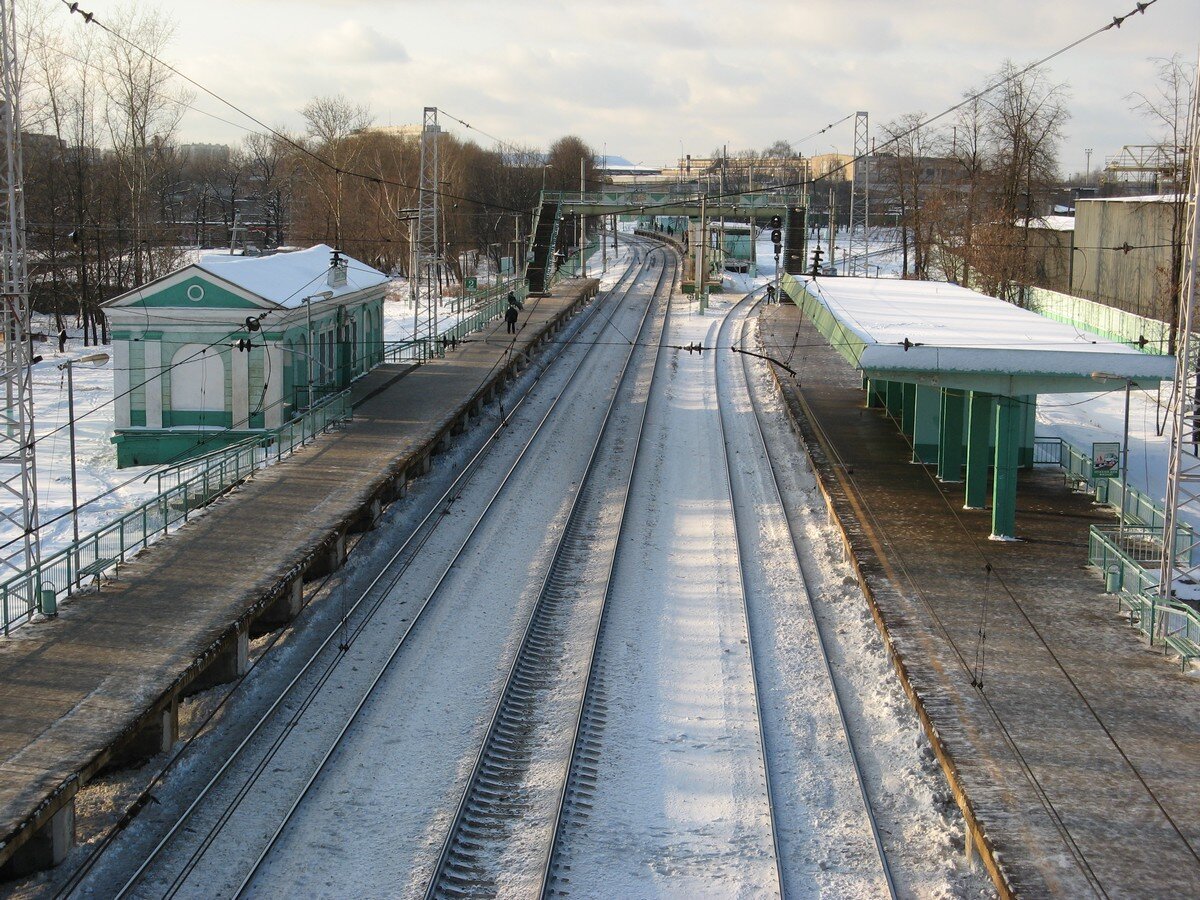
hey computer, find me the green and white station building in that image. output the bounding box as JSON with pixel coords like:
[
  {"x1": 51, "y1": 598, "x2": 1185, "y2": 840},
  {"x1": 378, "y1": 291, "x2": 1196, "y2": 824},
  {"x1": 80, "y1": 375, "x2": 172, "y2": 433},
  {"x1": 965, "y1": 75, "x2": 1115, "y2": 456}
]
[{"x1": 103, "y1": 244, "x2": 388, "y2": 467}]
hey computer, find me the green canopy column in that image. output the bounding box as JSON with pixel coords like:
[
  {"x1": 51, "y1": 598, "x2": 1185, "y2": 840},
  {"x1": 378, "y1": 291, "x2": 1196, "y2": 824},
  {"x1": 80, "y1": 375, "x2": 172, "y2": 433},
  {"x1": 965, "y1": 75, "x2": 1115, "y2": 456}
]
[
  {"x1": 965, "y1": 391, "x2": 993, "y2": 509},
  {"x1": 885, "y1": 380, "x2": 903, "y2": 418},
  {"x1": 913, "y1": 385, "x2": 941, "y2": 464},
  {"x1": 866, "y1": 378, "x2": 885, "y2": 409},
  {"x1": 991, "y1": 396, "x2": 1021, "y2": 540},
  {"x1": 938, "y1": 388, "x2": 966, "y2": 482},
  {"x1": 901, "y1": 382, "x2": 917, "y2": 437}
]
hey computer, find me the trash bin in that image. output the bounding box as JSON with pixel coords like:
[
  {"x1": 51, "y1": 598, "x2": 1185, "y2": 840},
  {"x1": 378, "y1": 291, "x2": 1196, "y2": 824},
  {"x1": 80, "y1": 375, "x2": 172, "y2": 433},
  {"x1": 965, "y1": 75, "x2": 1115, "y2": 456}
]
[
  {"x1": 1105, "y1": 565, "x2": 1122, "y2": 594},
  {"x1": 38, "y1": 584, "x2": 57, "y2": 618}
]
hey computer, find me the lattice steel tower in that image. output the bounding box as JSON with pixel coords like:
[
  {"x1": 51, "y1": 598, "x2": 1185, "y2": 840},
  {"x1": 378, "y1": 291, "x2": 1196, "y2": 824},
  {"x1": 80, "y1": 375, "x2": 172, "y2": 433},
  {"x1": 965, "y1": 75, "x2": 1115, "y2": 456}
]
[
  {"x1": 0, "y1": 0, "x2": 38, "y2": 577},
  {"x1": 413, "y1": 106, "x2": 443, "y2": 344},
  {"x1": 848, "y1": 111, "x2": 870, "y2": 276},
  {"x1": 1159, "y1": 52, "x2": 1200, "y2": 602}
]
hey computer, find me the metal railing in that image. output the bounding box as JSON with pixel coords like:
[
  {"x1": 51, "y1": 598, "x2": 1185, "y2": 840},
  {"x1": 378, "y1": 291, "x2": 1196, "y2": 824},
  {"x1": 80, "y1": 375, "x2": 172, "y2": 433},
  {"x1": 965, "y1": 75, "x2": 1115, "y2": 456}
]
[
  {"x1": 1045, "y1": 432, "x2": 1200, "y2": 665},
  {"x1": 0, "y1": 388, "x2": 353, "y2": 636}
]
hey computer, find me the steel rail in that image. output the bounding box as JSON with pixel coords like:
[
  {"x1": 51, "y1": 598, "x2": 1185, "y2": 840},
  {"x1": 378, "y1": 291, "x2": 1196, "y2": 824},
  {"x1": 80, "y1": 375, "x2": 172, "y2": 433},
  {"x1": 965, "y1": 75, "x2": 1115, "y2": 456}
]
[
  {"x1": 425, "y1": 250, "x2": 678, "y2": 898},
  {"x1": 535, "y1": 243, "x2": 704, "y2": 898},
  {"x1": 223, "y1": 246, "x2": 669, "y2": 899},
  {"x1": 722, "y1": 288, "x2": 897, "y2": 897},
  {"x1": 712, "y1": 287, "x2": 787, "y2": 899},
  {"x1": 103, "y1": 241, "x2": 655, "y2": 900}
]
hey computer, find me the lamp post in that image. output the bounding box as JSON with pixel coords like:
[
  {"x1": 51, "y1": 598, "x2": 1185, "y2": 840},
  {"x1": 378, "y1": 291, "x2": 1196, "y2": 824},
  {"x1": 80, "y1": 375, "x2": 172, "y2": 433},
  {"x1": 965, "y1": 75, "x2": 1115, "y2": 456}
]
[
  {"x1": 57, "y1": 352, "x2": 110, "y2": 548},
  {"x1": 303, "y1": 290, "x2": 335, "y2": 408},
  {"x1": 1091, "y1": 372, "x2": 1137, "y2": 540}
]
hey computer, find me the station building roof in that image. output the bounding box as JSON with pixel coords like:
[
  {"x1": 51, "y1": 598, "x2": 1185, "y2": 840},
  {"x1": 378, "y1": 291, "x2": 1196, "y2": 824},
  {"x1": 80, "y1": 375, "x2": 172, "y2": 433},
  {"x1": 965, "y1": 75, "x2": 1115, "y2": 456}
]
[
  {"x1": 104, "y1": 244, "x2": 389, "y2": 316},
  {"x1": 781, "y1": 273, "x2": 1175, "y2": 395}
]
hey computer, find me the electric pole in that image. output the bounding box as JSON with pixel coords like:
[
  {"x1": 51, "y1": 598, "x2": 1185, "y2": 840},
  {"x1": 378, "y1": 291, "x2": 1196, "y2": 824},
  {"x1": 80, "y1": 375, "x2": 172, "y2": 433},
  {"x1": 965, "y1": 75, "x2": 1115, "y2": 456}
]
[{"x1": 0, "y1": 0, "x2": 39, "y2": 578}]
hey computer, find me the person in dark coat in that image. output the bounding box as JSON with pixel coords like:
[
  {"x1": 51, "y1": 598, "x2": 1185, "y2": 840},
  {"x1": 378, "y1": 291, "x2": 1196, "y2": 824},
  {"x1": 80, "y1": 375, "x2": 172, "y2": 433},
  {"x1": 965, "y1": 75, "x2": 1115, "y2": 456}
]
[
  {"x1": 58, "y1": 325, "x2": 67, "y2": 353},
  {"x1": 505, "y1": 302, "x2": 519, "y2": 334}
]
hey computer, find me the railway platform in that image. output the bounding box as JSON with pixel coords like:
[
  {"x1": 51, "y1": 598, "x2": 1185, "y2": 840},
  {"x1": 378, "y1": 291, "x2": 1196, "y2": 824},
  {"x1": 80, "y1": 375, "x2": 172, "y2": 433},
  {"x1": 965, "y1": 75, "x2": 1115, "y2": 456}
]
[
  {"x1": 0, "y1": 279, "x2": 599, "y2": 877},
  {"x1": 760, "y1": 300, "x2": 1200, "y2": 898}
]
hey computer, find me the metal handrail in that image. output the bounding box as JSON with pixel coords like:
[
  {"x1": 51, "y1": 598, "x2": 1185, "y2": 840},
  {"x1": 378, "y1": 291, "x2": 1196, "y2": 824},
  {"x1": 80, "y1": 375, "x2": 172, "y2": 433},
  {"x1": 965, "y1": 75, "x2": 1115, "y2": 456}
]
[{"x1": 0, "y1": 389, "x2": 353, "y2": 636}]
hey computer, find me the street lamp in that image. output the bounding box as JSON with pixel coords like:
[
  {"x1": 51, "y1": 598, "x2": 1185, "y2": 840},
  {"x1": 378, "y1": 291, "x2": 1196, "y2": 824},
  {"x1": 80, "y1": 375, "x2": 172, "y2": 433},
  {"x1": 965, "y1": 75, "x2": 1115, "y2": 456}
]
[
  {"x1": 541, "y1": 164, "x2": 554, "y2": 197},
  {"x1": 302, "y1": 290, "x2": 335, "y2": 408},
  {"x1": 57, "y1": 352, "x2": 110, "y2": 550}
]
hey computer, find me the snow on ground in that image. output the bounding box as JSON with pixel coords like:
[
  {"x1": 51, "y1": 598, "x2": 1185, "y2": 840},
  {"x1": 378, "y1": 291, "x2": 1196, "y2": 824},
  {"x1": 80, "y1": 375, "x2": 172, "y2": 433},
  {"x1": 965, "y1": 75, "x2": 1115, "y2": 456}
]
[
  {"x1": 1036, "y1": 383, "x2": 1186, "y2": 526},
  {"x1": 557, "y1": 283, "x2": 780, "y2": 896},
  {"x1": 12, "y1": 321, "x2": 161, "y2": 562}
]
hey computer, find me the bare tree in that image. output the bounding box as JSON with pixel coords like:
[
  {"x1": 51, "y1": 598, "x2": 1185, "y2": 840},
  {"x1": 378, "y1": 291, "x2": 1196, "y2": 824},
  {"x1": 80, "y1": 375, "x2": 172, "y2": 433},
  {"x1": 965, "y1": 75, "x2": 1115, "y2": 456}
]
[
  {"x1": 299, "y1": 94, "x2": 373, "y2": 246},
  {"x1": 979, "y1": 61, "x2": 1070, "y2": 303}
]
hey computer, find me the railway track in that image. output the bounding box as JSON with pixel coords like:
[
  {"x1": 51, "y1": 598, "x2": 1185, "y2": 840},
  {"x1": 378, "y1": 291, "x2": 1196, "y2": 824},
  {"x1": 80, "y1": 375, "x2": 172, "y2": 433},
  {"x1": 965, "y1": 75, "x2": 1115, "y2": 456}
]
[
  {"x1": 67, "y1": 240, "x2": 660, "y2": 899},
  {"x1": 541, "y1": 283, "x2": 783, "y2": 897},
  {"x1": 424, "y1": 249, "x2": 678, "y2": 898},
  {"x1": 717, "y1": 288, "x2": 896, "y2": 896}
]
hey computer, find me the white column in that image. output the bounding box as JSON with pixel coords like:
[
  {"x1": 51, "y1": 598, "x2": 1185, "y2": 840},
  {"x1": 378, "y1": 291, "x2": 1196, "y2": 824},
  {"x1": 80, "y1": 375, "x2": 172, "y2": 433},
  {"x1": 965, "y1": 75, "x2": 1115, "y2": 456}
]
[
  {"x1": 232, "y1": 346, "x2": 249, "y2": 429},
  {"x1": 145, "y1": 340, "x2": 163, "y2": 429},
  {"x1": 113, "y1": 339, "x2": 131, "y2": 428},
  {"x1": 264, "y1": 343, "x2": 284, "y2": 428}
]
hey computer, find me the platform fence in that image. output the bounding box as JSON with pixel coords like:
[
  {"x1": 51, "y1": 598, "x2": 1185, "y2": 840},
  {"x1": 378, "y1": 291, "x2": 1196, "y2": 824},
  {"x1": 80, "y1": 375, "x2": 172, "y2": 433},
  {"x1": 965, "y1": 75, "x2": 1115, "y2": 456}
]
[
  {"x1": 0, "y1": 388, "x2": 353, "y2": 636},
  {"x1": 1035, "y1": 435, "x2": 1200, "y2": 664}
]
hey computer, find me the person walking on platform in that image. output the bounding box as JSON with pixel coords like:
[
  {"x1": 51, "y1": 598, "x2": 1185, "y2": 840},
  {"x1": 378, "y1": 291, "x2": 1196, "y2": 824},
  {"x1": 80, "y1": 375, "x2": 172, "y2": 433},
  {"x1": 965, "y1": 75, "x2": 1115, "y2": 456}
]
[{"x1": 505, "y1": 292, "x2": 522, "y2": 334}]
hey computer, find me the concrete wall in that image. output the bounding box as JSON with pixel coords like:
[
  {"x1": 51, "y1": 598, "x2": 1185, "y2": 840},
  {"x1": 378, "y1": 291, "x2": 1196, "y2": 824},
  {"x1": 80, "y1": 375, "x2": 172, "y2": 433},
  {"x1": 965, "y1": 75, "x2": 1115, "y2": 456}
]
[{"x1": 1072, "y1": 197, "x2": 1177, "y2": 321}]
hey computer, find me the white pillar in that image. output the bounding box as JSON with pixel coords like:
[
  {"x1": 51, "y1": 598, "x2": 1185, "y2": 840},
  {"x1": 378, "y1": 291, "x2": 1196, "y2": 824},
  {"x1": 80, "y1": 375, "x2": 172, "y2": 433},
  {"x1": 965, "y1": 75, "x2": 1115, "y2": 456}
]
[
  {"x1": 265, "y1": 342, "x2": 284, "y2": 429},
  {"x1": 232, "y1": 346, "x2": 249, "y2": 429},
  {"x1": 145, "y1": 341, "x2": 163, "y2": 429},
  {"x1": 113, "y1": 339, "x2": 131, "y2": 428}
]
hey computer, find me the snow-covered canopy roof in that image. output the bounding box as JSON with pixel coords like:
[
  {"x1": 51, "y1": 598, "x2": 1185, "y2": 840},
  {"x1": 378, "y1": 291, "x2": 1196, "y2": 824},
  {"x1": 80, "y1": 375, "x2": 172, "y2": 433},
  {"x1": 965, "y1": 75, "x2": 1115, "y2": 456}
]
[
  {"x1": 195, "y1": 244, "x2": 388, "y2": 308},
  {"x1": 783, "y1": 274, "x2": 1175, "y2": 395}
]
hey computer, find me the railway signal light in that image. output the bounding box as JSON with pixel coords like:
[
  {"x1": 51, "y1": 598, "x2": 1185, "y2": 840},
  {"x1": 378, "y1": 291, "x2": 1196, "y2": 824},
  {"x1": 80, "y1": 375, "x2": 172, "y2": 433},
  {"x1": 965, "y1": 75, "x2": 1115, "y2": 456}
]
[
  {"x1": 770, "y1": 229, "x2": 782, "y2": 245},
  {"x1": 769, "y1": 215, "x2": 781, "y2": 229}
]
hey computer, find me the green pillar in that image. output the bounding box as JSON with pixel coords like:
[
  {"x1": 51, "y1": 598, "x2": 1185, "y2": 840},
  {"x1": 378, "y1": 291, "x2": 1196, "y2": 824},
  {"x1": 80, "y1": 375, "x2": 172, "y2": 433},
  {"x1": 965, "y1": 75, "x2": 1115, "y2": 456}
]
[
  {"x1": 965, "y1": 391, "x2": 993, "y2": 509},
  {"x1": 938, "y1": 388, "x2": 966, "y2": 482},
  {"x1": 866, "y1": 378, "x2": 885, "y2": 409},
  {"x1": 885, "y1": 380, "x2": 903, "y2": 418},
  {"x1": 992, "y1": 396, "x2": 1021, "y2": 540},
  {"x1": 901, "y1": 383, "x2": 916, "y2": 437},
  {"x1": 913, "y1": 385, "x2": 941, "y2": 464},
  {"x1": 1020, "y1": 395, "x2": 1037, "y2": 469}
]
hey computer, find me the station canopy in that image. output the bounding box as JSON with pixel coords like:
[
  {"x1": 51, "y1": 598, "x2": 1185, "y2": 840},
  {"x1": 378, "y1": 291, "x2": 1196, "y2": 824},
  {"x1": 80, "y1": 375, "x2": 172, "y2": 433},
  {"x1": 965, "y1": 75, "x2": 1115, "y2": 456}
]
[{"x1": 783, "y1": 274, "x2": 1175, "y2": 395}]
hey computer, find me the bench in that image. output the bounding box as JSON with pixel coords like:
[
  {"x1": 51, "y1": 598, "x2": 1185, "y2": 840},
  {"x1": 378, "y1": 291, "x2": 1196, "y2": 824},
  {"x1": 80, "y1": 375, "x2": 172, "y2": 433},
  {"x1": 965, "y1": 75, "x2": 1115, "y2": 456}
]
[
  {"x1": 77, "y1": 557, "x2": 117, "y2": 590},
  {"x1": 1163, "y1": 632, "x2": 1200, "y2": 672}
]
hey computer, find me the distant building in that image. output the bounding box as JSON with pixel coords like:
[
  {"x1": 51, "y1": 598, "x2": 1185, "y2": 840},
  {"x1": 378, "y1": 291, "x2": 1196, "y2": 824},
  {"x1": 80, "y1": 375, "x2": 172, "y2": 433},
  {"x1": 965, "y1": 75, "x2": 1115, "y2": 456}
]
[
  {"x1": 103, "y1": 245, "x2": 388, "y2": 467},
  {"x1": 180, "y1": 143, "x2": 232, "y2": 165}
]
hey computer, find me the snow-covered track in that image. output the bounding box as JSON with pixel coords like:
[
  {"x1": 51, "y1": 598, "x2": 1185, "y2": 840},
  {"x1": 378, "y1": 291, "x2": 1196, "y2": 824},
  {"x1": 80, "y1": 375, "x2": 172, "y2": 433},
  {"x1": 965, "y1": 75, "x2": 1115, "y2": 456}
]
[
  {"x1": 719, "y1": 289, "x2": 897, "y2": 897},
  {"x1": 424, "y1": 250, "x2": 678, "y2": 899},
  {"x1": 542, "y1": 284, "x2": 782, "y2": 897},
  {"x1": 94, "y1": 242, "x2": 658, "y2": 900}
]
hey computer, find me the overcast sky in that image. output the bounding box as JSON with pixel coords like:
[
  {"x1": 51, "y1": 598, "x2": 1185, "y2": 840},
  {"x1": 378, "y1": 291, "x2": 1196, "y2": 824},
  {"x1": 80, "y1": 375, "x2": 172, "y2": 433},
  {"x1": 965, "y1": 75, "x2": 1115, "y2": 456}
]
[{"x1": 55, "y1": 0, "x2": 1199, "y2": 173}]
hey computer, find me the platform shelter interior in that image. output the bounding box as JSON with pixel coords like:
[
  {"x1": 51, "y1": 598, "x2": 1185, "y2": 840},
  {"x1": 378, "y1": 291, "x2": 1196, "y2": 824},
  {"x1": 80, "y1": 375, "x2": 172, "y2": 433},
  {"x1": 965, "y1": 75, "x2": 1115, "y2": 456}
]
[{"x1": 779, "y1": 273, "x2": 1176, "y2": 540}]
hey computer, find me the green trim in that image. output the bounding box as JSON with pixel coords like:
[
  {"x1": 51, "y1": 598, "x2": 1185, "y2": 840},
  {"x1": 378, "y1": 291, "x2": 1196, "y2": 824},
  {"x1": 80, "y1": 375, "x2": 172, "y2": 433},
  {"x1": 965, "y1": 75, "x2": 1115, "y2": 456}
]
[{"x1": 126, "y1": 275, "x2": 260, "y2": 310}]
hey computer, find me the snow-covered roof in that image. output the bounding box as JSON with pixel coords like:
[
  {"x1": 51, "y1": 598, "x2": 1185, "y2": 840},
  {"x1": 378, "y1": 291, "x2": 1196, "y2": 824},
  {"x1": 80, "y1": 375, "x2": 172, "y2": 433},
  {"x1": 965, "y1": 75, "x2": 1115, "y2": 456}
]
[
  {"x1": 1025, "y1": 215, "x2": 1075, "y2": 232},
  {"x1": 787, "y1": 275, "x2": 1174, "y2": 390},
  {"x1": 1076, "y1": 193, "x2": 1181, "y2": 204},
  {"x1": 194, "y1": 244, "x2": 388, "y2": 308}
]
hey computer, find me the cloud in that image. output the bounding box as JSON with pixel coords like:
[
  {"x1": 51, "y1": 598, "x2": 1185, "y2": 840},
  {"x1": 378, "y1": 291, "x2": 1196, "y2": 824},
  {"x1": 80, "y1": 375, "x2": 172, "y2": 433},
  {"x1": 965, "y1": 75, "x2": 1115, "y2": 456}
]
[{"x1": 313, "y1": 20, "x2": 408, "y2": 65}]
